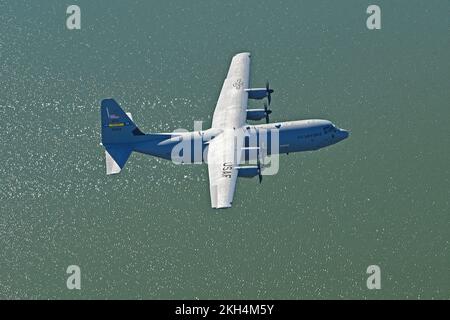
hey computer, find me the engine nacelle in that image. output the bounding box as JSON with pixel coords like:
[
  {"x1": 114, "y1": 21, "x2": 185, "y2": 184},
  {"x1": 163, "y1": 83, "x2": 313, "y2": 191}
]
[
  {"x1": 245, "y1": 88, "x2": 268, "y2": 100},
  {"x1": 246, "y1": 109, "x2": 267, "y2": 121},
  {"x1": 237, "y1": 166, "x2": 260, "y2": 178}
]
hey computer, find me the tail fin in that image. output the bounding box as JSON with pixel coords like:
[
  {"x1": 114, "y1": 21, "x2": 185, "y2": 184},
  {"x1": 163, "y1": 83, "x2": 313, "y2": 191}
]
[
  {"x1": 101, "y1": 99, "x2": 144, "y2": 144},
  {"x1": 101, "y1": 99, "x2": 144, "y2": 175}
]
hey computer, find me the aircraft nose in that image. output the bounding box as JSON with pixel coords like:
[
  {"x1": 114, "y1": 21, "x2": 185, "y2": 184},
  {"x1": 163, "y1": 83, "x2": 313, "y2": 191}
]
[{"x1": 339, "y1": 129, "x2": 349, "y2": 140}]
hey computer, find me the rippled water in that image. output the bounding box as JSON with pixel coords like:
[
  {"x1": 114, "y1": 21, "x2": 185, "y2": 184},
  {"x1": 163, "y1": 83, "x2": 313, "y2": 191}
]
[{"x1": 1, "y1": 0, "x2": 449, "y2": 299}]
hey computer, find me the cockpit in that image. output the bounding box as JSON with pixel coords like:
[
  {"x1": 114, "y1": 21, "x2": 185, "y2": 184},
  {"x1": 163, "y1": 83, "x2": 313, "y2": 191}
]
[
  {"x1": 323, "y1": 124, "x2": 337, "y2": 134},
  {"x1": 322, "y1": 123, "x2": 350, "y2": 141}
]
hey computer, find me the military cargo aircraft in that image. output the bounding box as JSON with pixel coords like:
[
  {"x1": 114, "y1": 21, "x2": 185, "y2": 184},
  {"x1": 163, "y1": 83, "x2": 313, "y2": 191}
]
[{"x1": 100, "y1": 52, "x2": 349, "y2": 209}]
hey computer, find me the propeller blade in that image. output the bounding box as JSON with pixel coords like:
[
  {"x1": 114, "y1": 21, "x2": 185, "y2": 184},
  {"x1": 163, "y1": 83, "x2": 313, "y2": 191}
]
[
  {"x1": 264, "y1": 103, "x2": 271, "y2": 123},
  {"x1": 266, "y1": 81, "x2": 273, "y2": 105},
  {"x1": 257, "y1": 148, "x2": 263, "y2": 183}
]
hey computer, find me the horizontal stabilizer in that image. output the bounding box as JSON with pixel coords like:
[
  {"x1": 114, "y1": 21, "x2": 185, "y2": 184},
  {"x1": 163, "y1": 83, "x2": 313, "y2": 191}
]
[
  {"x1": 103, "y1": 144, "x2": 133, "y2": 175},
  {"x1": 105, "y1": 150, "x2": 121, "y2": 175}
]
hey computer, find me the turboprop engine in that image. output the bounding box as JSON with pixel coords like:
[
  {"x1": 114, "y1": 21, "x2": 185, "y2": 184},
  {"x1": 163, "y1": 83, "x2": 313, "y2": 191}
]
[{"x1": 246, "y1": 103, "x2": 272, "y2": 123}]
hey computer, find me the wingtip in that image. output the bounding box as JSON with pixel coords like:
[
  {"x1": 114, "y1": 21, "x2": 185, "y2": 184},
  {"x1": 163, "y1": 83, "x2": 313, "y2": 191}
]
[
  {"x1": 212, "y1": 202, "x2": 233, "y2": 210},
  {"x1": 234, "y1": 52, "x2": 251, "y2": 58}
]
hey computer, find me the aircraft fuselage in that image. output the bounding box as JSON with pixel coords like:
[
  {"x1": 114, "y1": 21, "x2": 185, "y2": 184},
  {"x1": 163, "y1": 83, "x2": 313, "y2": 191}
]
[{"x1": 131, "y1": 119, "x2": 349, "y2": 162}]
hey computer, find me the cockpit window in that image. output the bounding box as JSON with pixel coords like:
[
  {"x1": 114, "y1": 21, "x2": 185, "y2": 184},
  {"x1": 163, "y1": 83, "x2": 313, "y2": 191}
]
[{"x1": 323, "y1": 125, "x2": 336, "y2": 134}]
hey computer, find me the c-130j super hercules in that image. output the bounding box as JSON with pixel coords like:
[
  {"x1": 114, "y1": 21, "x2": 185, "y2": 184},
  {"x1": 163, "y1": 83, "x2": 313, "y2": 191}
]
[{"x1": 100, "y1": 52, "x2": 349, "y2": 209}]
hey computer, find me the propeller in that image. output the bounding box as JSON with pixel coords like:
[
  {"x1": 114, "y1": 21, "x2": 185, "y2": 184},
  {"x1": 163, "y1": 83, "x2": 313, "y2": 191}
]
[
  {"x1": 257, "y1": 158, "x2": 263, "y2": 183},
  {"x1": 264, "y1": 103, "x2": 272, "y2": 124},
  {"x1": 257, "y1": 147, "x2": 265, "y2": 184},
  {"x1": 266, "y1": 81, "x2": 274, "y2": 105}
]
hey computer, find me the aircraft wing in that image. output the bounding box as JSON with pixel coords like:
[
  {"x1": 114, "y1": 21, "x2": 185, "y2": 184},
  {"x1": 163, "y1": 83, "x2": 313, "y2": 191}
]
[
  {"x1": 211, "y1": 52, "x2": 250, "y2": 129},
  {"x1": 208, "y1": 53, "x2": 250, "y2": 208},
  {"x1": 207, "y1": 128, "x2": 245, "y2": 209}
]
